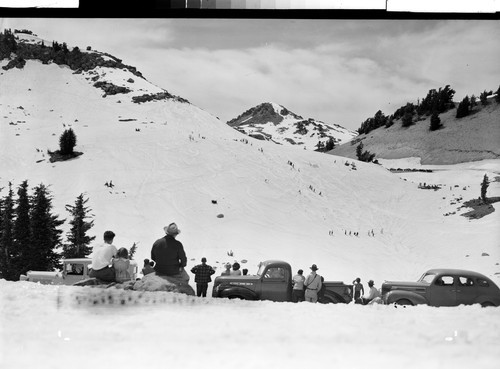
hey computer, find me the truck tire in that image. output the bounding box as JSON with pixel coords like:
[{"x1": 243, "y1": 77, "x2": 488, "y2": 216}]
[
  {"x1": 481, "y1": 301, "x2": 495, "y2": 307},
  {"x1": 320, "y1": 292, "x2": 344, "y2": 304},
  {"x1": 227, "y1": 295, "x2": 245, "y2": 300},
  {"x1": 395, "y1": 298, "x2": 413, "y2": 306}
]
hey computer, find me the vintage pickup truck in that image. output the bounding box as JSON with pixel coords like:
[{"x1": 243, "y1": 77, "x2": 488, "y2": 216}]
[
  {"x1": 19, "y1": 258, "x2": 138, "y2": 285},
  {"x1": 212, "y1": 260, "x2": 352, "y2": 303},
  {"x1": 381, "y1": 268, "x2": 500, "y2": 307}
]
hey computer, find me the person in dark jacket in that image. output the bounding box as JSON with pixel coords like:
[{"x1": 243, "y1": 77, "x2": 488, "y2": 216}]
[
  {"x1": 190, "y1": 257, "x2": 216, "y2": 297},
  {"x1": 151, "y1": 223, "x2": 187, "y2": 277}
]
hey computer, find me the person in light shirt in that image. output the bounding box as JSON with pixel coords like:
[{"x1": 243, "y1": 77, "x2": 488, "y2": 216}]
[
  {"x1": 292, "y1": 269, "x2": 305, "y2": 302},
  {"x1": 89, "y1": 230, "x2": 118, "y2": 282},
  {"x1": 361, "y1": 280, "x2": 381, "y2": 305},
  {"x1": 304, "y1": 264, "x2": 322, "y2": 303}
]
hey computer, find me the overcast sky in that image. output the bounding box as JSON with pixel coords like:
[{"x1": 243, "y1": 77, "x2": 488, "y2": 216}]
[{"x1": 1, "y1": 18, "x2": 499, "y2": 130}]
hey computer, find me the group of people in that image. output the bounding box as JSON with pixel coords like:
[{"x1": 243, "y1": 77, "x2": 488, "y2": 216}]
[
  {"x1": 89, "y1": 222, "x2": 217, "y2": 298},
  {"x1": 89, "y1": 223, "x2": 382, "y2": 304},
  {"x1": 291, "y1": 264, "x2": 324, "y2": 303},
  {"x1": 88, "y1": 230, "x2": 131, "y2": 283},
  {"x1": 89, "y1": 223, "x2": 186, "y2": 285},
  {"x1": 352, "y1": 277, "x2": 381, "y2": 304},
  {"x1": 291, "y1": 267, "x2": 381, "y2": 304}
]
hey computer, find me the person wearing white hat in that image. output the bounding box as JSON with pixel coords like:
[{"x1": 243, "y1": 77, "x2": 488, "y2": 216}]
[
  {"x1": 151, "y1": 222, "x2": 187, "y2": 277},
  {"x1": 304, "y1": 264, "x2": 322, "y2": 303}
]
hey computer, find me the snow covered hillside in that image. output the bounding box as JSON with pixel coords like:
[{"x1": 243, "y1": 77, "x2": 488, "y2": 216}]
[
  {"x1": 227, "y1": 102, "x2": 357, "y2": 150},
  {"x1": 1, "y1": 31, "x2": 500, "y2": 369},
  {"x1": 330, "y1": 97, "x2": 500, "y2": 165},
  {"x1": 1, "y1": 33, "x2": 500, "y2": 284},
  {"x1": 0, "y1": 32, "x2": 499, "y2": 284}
]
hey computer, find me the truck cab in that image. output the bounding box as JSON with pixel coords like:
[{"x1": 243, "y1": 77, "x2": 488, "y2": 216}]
[
  {"x1": 212, "y1": 260, "x2": 292, "y2": 302},
  {"x1": 212, "y1": 260, "x2": 352, "y2": 304}
]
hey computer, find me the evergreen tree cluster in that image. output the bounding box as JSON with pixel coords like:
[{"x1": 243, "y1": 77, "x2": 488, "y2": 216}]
[
  {"x1": 315, "y1": 137, "x2": 336, "y2": 152},
  {"x1": 0, "y1": 29, "x2": 143, "y2": 78},
  {"x1": 356, "y1": 83, "x2": 500, "y2": 134},
  {"x1": 479, "y1": 90, "x2": 493, "y2": 105},
  {"x1": 0, "y1": 28, "x2": 17, "y2": 59},
  {"x1": 0, "y1": 181, "x2": 94, "y2": 281},
  {"x1": 356, "y1": 142, "x2": 376, "y2": 162},
  {"x1": 357, "y1": 110, "x2": 389, "y2": 135},
  {"x1": 416, "y1": 85, "x2": 455, "y2": 116},
  {"x1": 14, "y1": 29, "x2": 36, "y2": 36}
]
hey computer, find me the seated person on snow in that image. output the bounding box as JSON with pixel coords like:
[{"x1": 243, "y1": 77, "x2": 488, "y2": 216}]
[{"x1": 361, "y1": 280, "x2": 381, "y2": 305}]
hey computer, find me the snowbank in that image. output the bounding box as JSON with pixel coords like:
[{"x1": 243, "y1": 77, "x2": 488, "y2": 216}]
[{"x1": 1, "y1": 280, "x2": 499, "y2": 369}]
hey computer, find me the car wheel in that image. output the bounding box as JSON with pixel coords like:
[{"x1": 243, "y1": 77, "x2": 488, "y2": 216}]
[
  {"x1": 320, "y1": 293, "x2": 343, "y2": 304},
  {"x1": 481, "y1": 301, "x2": 495, "y2": 307},
  {"x1": 228, "y1": 295, "x2": 244, "y2": 300},
  {"x1": 395, "y1": 298, "x2": 413, "y2": 306}
]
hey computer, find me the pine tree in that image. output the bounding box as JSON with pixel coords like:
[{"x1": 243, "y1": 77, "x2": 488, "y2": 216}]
[
  {"x1": 129, "y1": 242, "x2": 138, "y2": 260},
  {"x1": 324, "y1": 137, "x2": 335, "y2": 151},
  {"x1": 356, "y1": 142, "x2": 364, "y2": 160},
  {"x1": 481, "y1": 174, "x2": 490, "y2": 202},
  {"x1": 29, "y1": 184, "x2": 64, "y2": 272},
  {"x1": 470, "y1": 95, "x2": 477, "y2": 110},
  {"x1": 59, "y1": 128, "x2": 77, "y2": 155},
  {"x1": 0, "y1": 183, "x2": 16, "y2": 280},
  {"x1": 402, "y1": 112, "x2": 413, "y2": 127},
  {"x1": 480, "y1": 90, "x2": 489, "y2": 106},
  {"x1": 12, "y1": 180, "x2": 31, "y2": 278},
  {"x1": 63, "y1": 193, "x2": 95, "y2": 258},
  {"x1": 315, "y1": 141, "x2": 325, "y2": 152},
  {"x1": 429, "y1": 112, "x2": 442, "y2": 131},
  {"x1": 456, "y1": 96, "x2": 470, "y2": 118}
]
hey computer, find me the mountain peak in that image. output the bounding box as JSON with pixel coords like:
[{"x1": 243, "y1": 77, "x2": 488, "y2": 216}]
[{"x1": 227, "y1": 102, "x2": 357, "y2": 150}]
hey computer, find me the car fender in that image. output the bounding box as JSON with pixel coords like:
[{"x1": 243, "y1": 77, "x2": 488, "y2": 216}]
[
  {"x1": 384, "y1": 290, "x2": 428, "y2": 305},
  {"x1": 219, "y1": 286, "x2": 258, "y2": 300},
  {"x1": 320, "y1": 291, "x2": 347, "y2": 304},
  {"x1": 474, "y1": 295, "x2": 499, "y2": 307}
]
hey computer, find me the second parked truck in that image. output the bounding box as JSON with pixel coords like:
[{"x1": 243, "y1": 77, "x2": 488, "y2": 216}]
[{"x1": 212, "y1": 260, "x2": 352, "y2": 303}]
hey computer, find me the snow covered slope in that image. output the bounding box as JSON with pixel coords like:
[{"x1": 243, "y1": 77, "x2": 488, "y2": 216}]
[
  {"x1": 330, "y1": 98, "x2": 500, "y2": 165},
  {"x1": 0, "y1": 33, "x2": 499, "y2": 287},
  {"x1": 227, "y1": 102, "x2": 358, "y2": 150}
]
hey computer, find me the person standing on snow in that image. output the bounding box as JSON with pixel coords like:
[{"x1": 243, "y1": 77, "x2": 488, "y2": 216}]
[
  {"x1": 190, "y1": 257, "x2": 216, "y2": 297},
  {"x1": 292, "y1": 269, "x2": 306, "y2": 302},
  {"x1": 352, "y1": 277, "x2": 365, "y2": 304},
  {"x1": 151, "y1": 223, "x2": 187, "y2": 278},
  {"x1": 89, "y1": 230, "x2": 118, "y2": 282},
  {"x1": 304, "y1": 264, "x2": 322, "y2": 303}
]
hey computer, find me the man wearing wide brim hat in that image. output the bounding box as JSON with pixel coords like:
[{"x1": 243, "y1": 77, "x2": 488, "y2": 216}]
[
  {"x1": 304, "y1": 264, "x2": 322, "y2": 303},
  {"x1": 151, "y1": 222, "x2": 187, "y2": 277}
]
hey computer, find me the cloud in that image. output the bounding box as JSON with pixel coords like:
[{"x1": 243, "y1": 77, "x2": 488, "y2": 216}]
[{"x1": 1, "y1": 19, "x2": 498, "y2": 130}]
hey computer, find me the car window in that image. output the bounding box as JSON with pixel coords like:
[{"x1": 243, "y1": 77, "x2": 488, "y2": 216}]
[
  {"x1": 256, "y1": 263, "x2": 266, "y2": 276},
  {"x1": 435, "y1": 276, "x2": 454, "y2": 286},
  {"x1": 477, "y1": 278, "x2": 490, "y2": 287},
  {"x1": 459, "y1": 277, "x2": 474, "y2": 286},
  {"x1": 67, "y1": 263, "x2": 84, "y2": 275},
  {"x1": 264, "y1": 267, "x2": 285, "y2": 279},
  {"x1": 420, "y1": 273, "x2": 437, "y2": 284}
]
